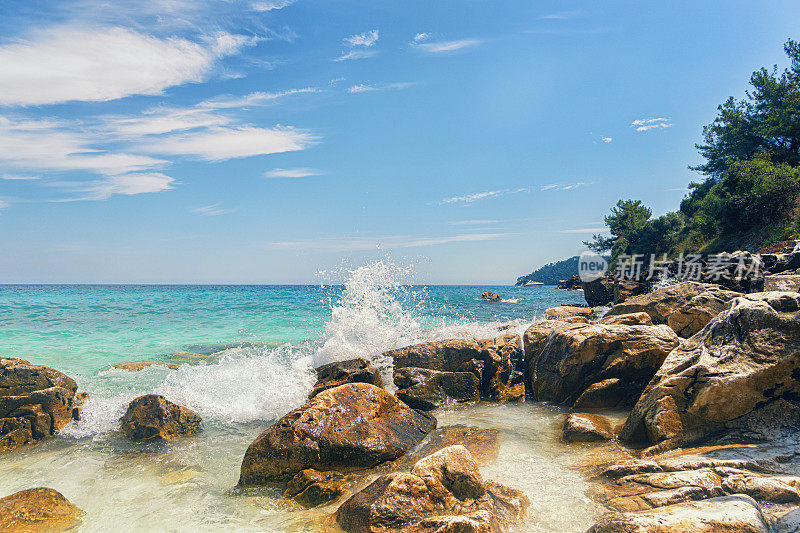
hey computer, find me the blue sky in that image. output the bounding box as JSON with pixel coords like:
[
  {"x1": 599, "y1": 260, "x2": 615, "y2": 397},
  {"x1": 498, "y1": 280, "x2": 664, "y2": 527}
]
[{"x1": 0, "y1": 0, "x2": 798, "y2": 284}]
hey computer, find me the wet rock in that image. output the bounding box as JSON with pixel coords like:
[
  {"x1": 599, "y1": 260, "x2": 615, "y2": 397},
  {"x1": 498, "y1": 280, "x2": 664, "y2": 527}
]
[
  {"x1": 481, "y1": 292, "x2": 501, "y2": 301},
  {"x1": 309, "y1": 358, "x2": 383, "y2": 399},
  {"x1": 0, "y1": 488, "x2": 82, "y2": 532},
  {"x1": 284, "y1": 469, "x2": 346, "y2": 508},
  {"x1": 544, "y1": 305, "x2": 594, "y2": 320},
  {"x1": 119, "y1": 394, "x2": 201, "y2": 441},
  {"x1": 721, "y1": 474, "x2": 800, "y2": 504},
  {"x1": 522, "y1": 320, "x2": 584, "y2": 395},
  {"x1": 72, "y1": 391, "x2": 89, "y2": 421},
  {"x1": 335, "y1": 445, "x2": 529, "y2": 533},
  {"x1": 112, "y1": 361, "x2": 179, "y2": 371},
  {"x1": 619, "y1": 292, "x2": 800, "y2": 454},
  {"x1": 239, "y1": 383, "x2": 436, "y2": 485},
  {"x1": 386, "y1": 334, "x2": 525, "y2": 402},
  {"x1": 598, "y1": 312, "x2": 653, "y2": 326},
  {"x1": 604, "y1": 282, "x2": 720, "y2": 325},
  {"x1": 572, "y1": 378, "x2": 640, "y2": 410},
  {"x1": 412, "y1": 425, "x2": 501, "y2": 465},
  {"x1": 562, "y1": 413, "x2": 614, "y2": 443},
  {"x1": 666, "y1": 288, "x2": 743, "y2": 338},
  {"x1": 0, "y1": 358, "x2": 80, "y2": 451},
  {"x1": 394, "y1": 367, "x2": 479, "y2": 411},
  {"x1": 530, "y1": 323, "x2": 679, "y2": 406},
  {"x1": 588, "y1": 495, "x2": 770, "y2": 533}
]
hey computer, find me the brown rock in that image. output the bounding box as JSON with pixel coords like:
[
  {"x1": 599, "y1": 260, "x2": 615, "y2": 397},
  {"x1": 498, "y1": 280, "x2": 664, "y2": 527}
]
[
  {"x1": 572, "y1": 378, "x2": 639, "y2": 410},
  {"x1": 394, "y1": 367, "x2": 479, "y2": 411},
  {"x1": 386, "y1": 334, "x2": 525, "y2": 402},
  {"x1": 284, "y1": 469, "x2": 346, "y2": 508},
  {"x1": 562, "y1": 413, "x2": 614, "y2": 443},
  {"x1": 239, "y1": 383, "x2": 436, "y2": 485},
  {"x1": 481, "y1": 292, "x2": 501, "y2": 301},
  {"x1": 0, "y1": 358, "x2": 80, "y2": 451},
  {"x1": 599, "y1": 312, "x2": 654, "y2": 326},
  {"x1": 544, "y1": 305, "x2": 594, "y2": 319},
  {"x1": 764, "y1": 274, "x2": 800, "y2": 292},
  {"x1": 522, "y1": 320, "x2": 585, "y2": 395},
  {"x1": 722, "y1": 474, "x2": 800, "y2": 504},
  {"x1": 588, "y1": 495, "x2": 770, "y2": 533},
  {"x1": 413, "y1": 425, "x2": 500, "y2": 465},
  {"x1": 604, "y1": 282, "x2": 720, "y2": 324},
  {"x1": 619, "y1": 292, "x2": 800, "y2": 454},
  {"x1": 531, "y1": 323, "x2": 679, "y2": 406},
  {"x1": 667, "y1": 288, "x2": 743, "y2": 338},
  {"x1": 309, "y1": 358, "x2": 383, "y2": 399},
  {"x1": 112, "y1": 361, "x2": 179, "y2": 371},
  {"x1": 335, "y1": 445, "x2": 529, "y2": 533},
  {"x1": 119, "y1": 394, "x2": 201, "y2": 441},
  {"x1": 583, "y1": 276, "x2": 615, "y2": 307},
  {"x1": 0, "y1": 488, "x2": 82, "y2": 532}
]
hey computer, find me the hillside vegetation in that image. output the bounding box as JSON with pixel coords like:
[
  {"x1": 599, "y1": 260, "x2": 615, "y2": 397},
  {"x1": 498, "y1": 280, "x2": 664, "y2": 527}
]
[{"x1": 516, "y1": 256, "x2": 578, "y2": 286}]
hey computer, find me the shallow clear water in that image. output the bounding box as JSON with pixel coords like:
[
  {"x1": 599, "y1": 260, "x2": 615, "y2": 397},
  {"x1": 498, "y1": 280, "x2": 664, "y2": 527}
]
[{"x1": 0, "y1": 261, "x2": 598, "y2": 532}]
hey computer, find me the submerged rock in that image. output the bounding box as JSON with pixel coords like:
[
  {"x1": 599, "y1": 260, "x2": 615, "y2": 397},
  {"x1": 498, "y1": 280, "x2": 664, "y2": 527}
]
[
  {"x1": 309, "y1": 358, "x2": 383, "y2": 399},
  {"x1": 481, "y1": 291, "x2": 501, "y2": 301},
  {"x1": 620, "y1": 292, "x2": 800, "y2": 454},
  {"x1": 111, "y1": 361, "x2": 179, "y2": 372},
  {"x1": 0, "y1": 488, "x2": 82, "y2": 532},
  {"x1": 0, "y1": 357, "x2": 80, "y2": 451},
  {"x1": 387, "y1": 334, "x2": 525, "y2": 403},
  {"x1": 119, "y1": 394, "x2": 202, "y2": 441},
  {"x1": 562, "y1": 413, "x2": 614, "y2": 443},
  {"x1": 335, "y1": 445, "x2": 529, "y2": 533},
  {"x1": 394, "y1": 367, "x2": 479, "y2": 410},
  {"x1": 588, "y1": 495, "x2": 770, "y2": 533},
  {"x1": 283, "y1": 469, "x2": 347, "y2": 508},
  {"x1": 239, "y1": 383, "x2": 436, "y2": 485}
]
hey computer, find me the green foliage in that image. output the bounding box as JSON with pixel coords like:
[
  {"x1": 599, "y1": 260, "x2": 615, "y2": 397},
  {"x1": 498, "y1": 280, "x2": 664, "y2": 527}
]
[
  {"x1": 516, "y1": 256, "x2": 579, "y2": 286},
  {"x1": 583, "y1": 200, "x2": 653, "y2": 260}
]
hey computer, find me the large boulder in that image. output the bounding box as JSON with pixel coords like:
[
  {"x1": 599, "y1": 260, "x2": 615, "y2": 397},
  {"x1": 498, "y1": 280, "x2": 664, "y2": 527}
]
[
  {"x1": 531, "y1": 323, "x2": 680, "y2": 407},
  {"x1": 119, "y1": 394, "x2": 202, "y2": 441},
  {"x1": 0, "y1": 358, "x2": 79, "y2": 451},
  {"x1": 588, "y1": 495, "x2": 770, "y2": 533},
  {"x1": 309, "y1": 358, "x2": 383, "y2": 398},
  {"x1": 239, "y1": 383, "x2": 436, "y2": 485},
  {"x1": 583, "y1": 276, "x2": 615, "y2": 306},
  {"x1": 620, "y1": 292, "x2": 800, "y2": 454},
  {"x1": 0, "y1": 488, "x2": 82, "y2": 532},
  {"x1": 335, "y1": 445, "x2": 529, "y2": 533},
  {"x1": 604, "y1": 282, "x2": 720, "y2": 324},
  {"x1": 544, "y1": 305, "x2": 593, "y2": 320},
  {"x1": 562, "y1": 413, "x2": 614, "y2": 443},
  {"x1": 386, "y1": 334, "x2": 525, "y2": 402},
  {"x1": 394, "y1": 367, "x2": 479, "y2": 411},
  {"x1": 667, "y1": 288, "x2": 743, "y2": 337}
]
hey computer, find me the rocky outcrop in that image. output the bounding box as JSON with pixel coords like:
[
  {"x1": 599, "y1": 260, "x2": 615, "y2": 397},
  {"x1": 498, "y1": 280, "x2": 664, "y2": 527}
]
[
  {"x1": 335, "y1": 445, "x2": 529, "y2": 533},
  {"x1": 387, "y1": 335, "x2": 525, "y2": 403},
  {"x1": 0, "y1": 358, "x2": 79, "y2": 451},
  {"x1": 309, "y1": 358, "x2": 383, "y2": 398},
  {"x1": 561, "y1": 413, "x2": 614, "y2": 443},
  {"x1": 666, "y1": 288, "x2": 743, "y2": 337},
  {"x1": 0, "y1": 488, "x2": 82, "y2": 532},
  {"x1": 481, "y1": 292, "x2": 501, "y2": 301},
  {"x1": 531, "y1": 323, "x2": 679, "y2": 407},
  {"x1": 557, "y1": 275, "x2": 583, "y2": 290},
  {"x1": 588, "y1": 495, "x2": 770, "y2": 533},
  {"x1": 620, "y1": 292, "x2": 800, "y2": 454},
  {"x1": 119, "y1": 394, "x2": 201, "y2": 441},
  {"x1": 604, "y1": 282, "x2": 720, "y2": 324},
  {"x1": 239, "y1": 383, "x2": 436, "y2": 486},
  {"x1": 111, "y1": 361, "x2": 179, "y2": 371},
  {"x1": 583, "y1": 276, "x2": 616, "y2": 306},
  {"x1": 764, "y1": 274, "x2": 800, "y2": 292},
  {"x1": 572, "y1": 378, "x2": 641, "y2": 410},
  {"x1": 394, "y1": 367, "x2": 479, "y2": 411},
  {"x1": 544, "y1": 305, "x2": 593, "y2": 319},
  {"x1": 598, "y1": 312, "x2": 653, "y2": 326},
  {"x1": 283, "y1": 469, "x2": 346, "y2": 508}
]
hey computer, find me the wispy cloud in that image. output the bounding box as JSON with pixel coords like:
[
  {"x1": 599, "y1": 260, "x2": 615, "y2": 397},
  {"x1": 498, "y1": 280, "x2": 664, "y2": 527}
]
[
  {"x1": 558, "y1": 227, "x2": 607, "y2": 234},
  {"x1": 55, "y1": 173, "x2": 176, "y2": 201},
  {"x1": 539, "y1": 182, "x2": 588, "y2": 191},
  {"x1": 414, "y1": 39, "x2": 482, "y2": 53},
  {"x1": 0, "y1": 200, "x2": 9, "y2": 212},
  {"x1": 0, "y1": 26, "x2": 256, "y2": 106},
  {"x1": 447, "y1": 219, "x2": 500, "y2": 226},
  {"x1": 333, "y1": 49, "x2": 378, "y2": 62},
  {"x1": 269, "y1": 232, "x2": 513, "y2": 252},
  {"x1": 347, "y1": 82, "x2": 415, "y2": 94},
  {"x1": 197, "y1": 87, "x2": 319, "y2": 109},
  {"x1": 413, "y1": 33, "x2": 431, "y2": 43},
  {"x1": 193, "y1": 204, "x2": 236, "y2": 216},
  {"x1": 265, "y1": 167, "x2": 323, "y2": 178},
  {"x1": 539, "y1": 10, "x2": 582, "y2": 20},
  {"x1": 348, "y1": 84, "x2": 375, "y2": 94},
  {"x1": 251, "y1": 0, "x2": 293, "y2": 11},
  {"x1": 440, "y1": 188, "x2": 528, "y2": 204},
  {"x1": 1, "y1": 175, "x2": 39, "y2": 180},
  {"x1": 344, "y1": 29, "x2": 379, "y2": 47},
  {"x1": 631, "y1": 117, "x2": 673, "y2": 132},
  {"x1": 601, "y1": 137, "x2": 613, "y2": 143}
]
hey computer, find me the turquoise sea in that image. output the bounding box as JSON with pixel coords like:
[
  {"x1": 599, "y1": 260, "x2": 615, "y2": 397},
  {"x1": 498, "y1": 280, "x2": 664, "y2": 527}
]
[{"x1": 0, "y1": 262, "x2": 599, "y2": 532}]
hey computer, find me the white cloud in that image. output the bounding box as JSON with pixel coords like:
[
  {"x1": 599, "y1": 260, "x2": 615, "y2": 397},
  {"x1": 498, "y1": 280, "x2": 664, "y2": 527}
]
[
  {"x1": 558, "y1": 227, "x2": 607, "y2": 234},
  {"x1": 197, "y1": 87, "x2": 319, "y2": 109},
  {"x1": 265, "y1": 167, "x2": 323, "y2": 178},
  {"x1": 631, "y1": 117, "x2": 673, "y2": 132},
  {"x1": 103, "y1": 108, "x2": 231, "y2": 136},
  {"x1": 0, "y1": 200, "x2": 9, "y2": 211},
  {"x1": 415, "y1": 39, "x2": 482, "y2": 53},
  {"x1": 602, "y1": 137, "x2": 613, "y2": 143},
  {"x1": 413, "y1": 33, "x2": 431, "y2": 43},
  {"x1": 58, "y1": 173, "x2": 175, "y2": 200},
  {"x1": 345, "y1": 29, "x2": 379, "y2": 47},
  {"x1": 142, "y1": 126, "x2": 316, "y2": 161},
  {"x1": 193, "y1": 204, "x2": 236, "y2": 216},
  {"x1": 251, "y1": 0, "x2": 293, "y2": 11},
  {"x1": 348, "y1": 84, "x2": 375, "y2": 94},
  {"x1": 447, "y1": 219, "x2": 500, "y2": 226},
  {"x1": 0, "y1": 26, "x2": 255, "y2": 106},
  {"x1": 1, "y1": 175, "x2": 39, "y2": 180},
  {"x1": 440, "y1": 188, "x2": 528, "y2": 204},
  {"x1": 269, "y1": 232, "x2": 512, "y2": 252},
  {"x1": 333, "y1": 49, "x2": 378, "y2": 62},
  {"x1": 347, "y1": 82, "x2": 415, "y2": 94},
  {"x1": 539, "y1": 182, "x2": 588, "y2": 191}
]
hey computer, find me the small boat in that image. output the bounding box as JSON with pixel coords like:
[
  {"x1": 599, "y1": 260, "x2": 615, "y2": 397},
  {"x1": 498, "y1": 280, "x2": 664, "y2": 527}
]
[{"x1": 523, "y1": 281, "x2": 544, "y2": 286}]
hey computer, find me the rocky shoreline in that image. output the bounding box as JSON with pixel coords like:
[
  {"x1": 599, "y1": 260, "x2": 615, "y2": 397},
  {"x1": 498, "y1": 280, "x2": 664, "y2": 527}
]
[{"x1": 3, "y1": 276, "x2": 800, "y2": 531}]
